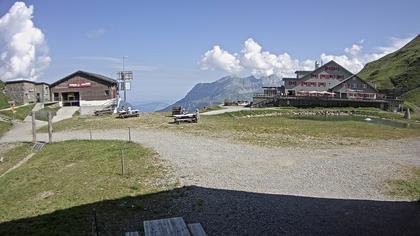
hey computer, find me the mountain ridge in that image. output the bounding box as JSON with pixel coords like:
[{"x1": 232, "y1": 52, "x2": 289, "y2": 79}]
[{"x1": 160, "y1": 75, "x2": 283, "y2": 111}]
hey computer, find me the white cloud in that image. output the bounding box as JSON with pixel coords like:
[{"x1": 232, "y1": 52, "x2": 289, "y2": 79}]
[
  {"x1": 241, "y1": 38, "x2": 302, "y2": 77},
  {"x1": 86, "y1": 28, "x2": 106, "y2": 39},
  {"x1": 0, "y1": 2, "x2": 50, "y2": 81},
  {"x1": 200, "y1": 36, "x2": 415, "y2": 77},
  {"x1": 200, "y1": 45, "x2": 242, "y2": 74}
]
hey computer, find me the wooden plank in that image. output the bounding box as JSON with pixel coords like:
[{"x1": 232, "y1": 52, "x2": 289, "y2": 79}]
[
  {"x1": 144, "y1": 217, "x2": 191, "y2": 236},
  {"x1": 124, "y1": 232, "x2": 139, "y2": 236},
  {"x1": 187, "y1": 223, "x2": 207, "y2": 236}
]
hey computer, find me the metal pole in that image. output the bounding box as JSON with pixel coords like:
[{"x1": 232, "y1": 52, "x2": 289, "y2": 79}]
[
  {"x1": 31, "y1": 112, "x2": 36, "y2": 144},
  {"x1": 128, "y1": 127, "x2": 131, "y2": 142},
  {"x1": 89, "y1": 129, "x2": 92, "y2": 140},
  {"x1": 120, "y1": 148, "x2": 125, "y2": 176}
]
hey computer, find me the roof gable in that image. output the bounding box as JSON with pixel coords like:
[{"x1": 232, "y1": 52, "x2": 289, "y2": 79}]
[
  {"x1": 330, "y1": 74, "x2": 378, "y2": 92},
  {"x1": 50, "y1": 71, "x2": 116, "y2": 87},
  {"x1": 299, "y1": 60, "x2": 354, "y2": 81}
]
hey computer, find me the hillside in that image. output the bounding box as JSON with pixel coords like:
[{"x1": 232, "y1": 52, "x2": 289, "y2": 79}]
[
  {"x1": 161, "y1": 75, "x2": 282, "y2": 111},
  {"x1": 358, "y1": 35, "x2": 420, "y2": 105}
]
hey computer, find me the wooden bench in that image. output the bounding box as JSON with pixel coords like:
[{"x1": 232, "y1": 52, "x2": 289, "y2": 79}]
[{"x1": 143, "y1": 217, "x2": 207, "y2": 236}]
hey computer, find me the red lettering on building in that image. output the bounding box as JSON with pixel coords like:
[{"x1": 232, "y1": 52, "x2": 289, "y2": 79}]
[{"x1": 68, "y1": 82, "x2": 92, "y2": 88}]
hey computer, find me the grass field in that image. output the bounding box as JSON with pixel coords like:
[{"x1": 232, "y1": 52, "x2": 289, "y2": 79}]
[
  {"x1": 39, "y1": 107, "x2": 420, "y2": 147},
  {"x1": 0, "y1": 140, "x2": 176, "y2": 235},
  {"x1": 387, "y1": 167, "x2": 420, "y2": 200},
  {"x1": 0, "y1": 104, "x2": 34, "y2": 121}
]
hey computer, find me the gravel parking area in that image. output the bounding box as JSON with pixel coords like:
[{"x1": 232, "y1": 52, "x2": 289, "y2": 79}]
[{"x1": 2, "y1": 127, "x2": 419, "y2": 201}]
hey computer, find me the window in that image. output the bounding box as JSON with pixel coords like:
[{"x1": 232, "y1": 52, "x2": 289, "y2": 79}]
[
  {"x1": 362, "y1": 84, "x2": 367, "y2": 89},
  {"x1": 105, "y1": 90, "x2": 110, "y2": 96},
  {"x1": 352, "y1": 83, "x2": 357, "y2": 88}
]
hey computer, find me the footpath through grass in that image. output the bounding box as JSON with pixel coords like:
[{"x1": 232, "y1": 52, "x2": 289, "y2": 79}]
[{"x1": 0, "y1": 140, "x2": 176, "y2": 235}]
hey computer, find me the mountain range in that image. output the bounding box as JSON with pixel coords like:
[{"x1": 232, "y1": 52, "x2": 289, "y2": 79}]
[{"x1": 160, "y1": 75, "x2": 283, "y2": 111}]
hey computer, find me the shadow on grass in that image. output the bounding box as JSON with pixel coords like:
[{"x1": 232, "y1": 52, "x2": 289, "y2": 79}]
[{"x1": 0, "y1": 186, "x2": 419, "y2": 236}]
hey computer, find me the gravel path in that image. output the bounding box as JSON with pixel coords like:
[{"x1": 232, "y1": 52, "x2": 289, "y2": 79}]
[
  {"x1": 2, "y1": 127, "x2": 419, "y2": 201},
  {"x1": 201, "y1": 106, "x2": 250, "y2": 115}
]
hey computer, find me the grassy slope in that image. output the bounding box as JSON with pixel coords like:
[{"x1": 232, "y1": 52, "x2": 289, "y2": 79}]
[
  {"x1": 39, "y1": 108, "x2": 420, "y2": 147},
  {"x1": 358, "y1": 35, "x2": 420, "y2": 91},
  {"x1": 0, "y1": 121, "x2": 12, "y2": 137},
  {"x1": 0, "y1": 140, "x2": 175, "y2": 235},
  {"x1": 0, "y1": 80, "x2": 10, "y2": 109},
  {"x1": 401, "y1": 87, "x2": 420, "y2": 108},
  {"x1": 0, "y1": 104, "x2": 34, "y2": 120},
  {"x1": 358, "y1": 35, "x2": 420, "y2": 108}
]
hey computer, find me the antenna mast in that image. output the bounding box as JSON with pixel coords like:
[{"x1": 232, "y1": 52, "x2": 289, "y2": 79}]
[{"x1": 117, "y1": 56, "x2": 133, "y2": 102}]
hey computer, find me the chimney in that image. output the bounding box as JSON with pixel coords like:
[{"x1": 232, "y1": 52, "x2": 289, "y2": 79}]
[{"x1": 315, "y1": 61, "x2": 320, "y2": 69}]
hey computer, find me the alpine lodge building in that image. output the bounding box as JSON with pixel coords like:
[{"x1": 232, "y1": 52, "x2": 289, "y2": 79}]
[{"x1": 253, "y1": 60, "x2": 403, "y2": 111}]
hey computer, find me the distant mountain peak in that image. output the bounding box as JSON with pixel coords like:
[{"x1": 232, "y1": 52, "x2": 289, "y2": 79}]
[{"x1": 160, "y1": 75, "x2": 282, "y2": 111}]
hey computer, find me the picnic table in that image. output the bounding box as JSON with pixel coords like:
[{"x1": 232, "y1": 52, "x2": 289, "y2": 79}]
[
  {"x1": 118, "y1": 109, "x2": 140, "y2": 118},
  {"x1": 141, "y1": 217, "x2": 207, "y2": 236},
  {"x1": 173, "y1": 112, "x2": 199, "y2": 124}
]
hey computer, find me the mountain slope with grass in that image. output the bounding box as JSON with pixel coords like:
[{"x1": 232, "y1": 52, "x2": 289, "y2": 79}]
[
  {"x1": 161, "y1": 75, "x2": 282, "y2": 111},
  {"x1": 358, "y1": 35, "x2": 420, "y2": 106}
]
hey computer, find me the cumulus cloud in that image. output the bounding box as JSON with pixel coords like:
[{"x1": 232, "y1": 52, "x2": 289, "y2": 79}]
[
  {"x1": 200, "y1": 45, "x2": 242, "y2": 74},
  {"x1": 200, "y1": 36, "x2": 414, "y2": 77},
  {"x1": 0, "y1": 2, "x2": 50, "y2": 81},
  {"x1": 241, "y1": 38, "x2": 301, "y2": 77}
]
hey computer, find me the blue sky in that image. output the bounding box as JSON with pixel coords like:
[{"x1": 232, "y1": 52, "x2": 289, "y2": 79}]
[{"x1": 0, "y1": 0, "x2": 419, "y2": 104}]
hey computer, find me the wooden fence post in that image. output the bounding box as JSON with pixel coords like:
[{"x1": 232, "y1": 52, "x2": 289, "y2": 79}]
[
  {"x1": 48, "y1": 112, "x2": 53, "y2": 143},
  {"x1": 31, "y1": 112, "x2": 36, "y2": 144},
  {"x1": 89, "y1": 129, "x2": 92, "y2": 140},
  {"x1": 120, "y1": 148, "x2": 125, "y2": 176}
]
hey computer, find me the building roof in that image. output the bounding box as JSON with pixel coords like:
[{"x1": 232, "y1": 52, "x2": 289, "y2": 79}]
[
  {"x1": 262, "y1": 86, "x2": 284, "y2": 88},
  {"x1": 329, "y1": 74, "x2": 378, "y2": 92},
  {"x1": 5, "y1": 80, "x2": 49, "y2": 85},
  {"x1": 295, "y1": 70, "x2": 311, "y2": 74},
  {"x1": 50, "y1": 70, "x2": 117, "y2": 87}
]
